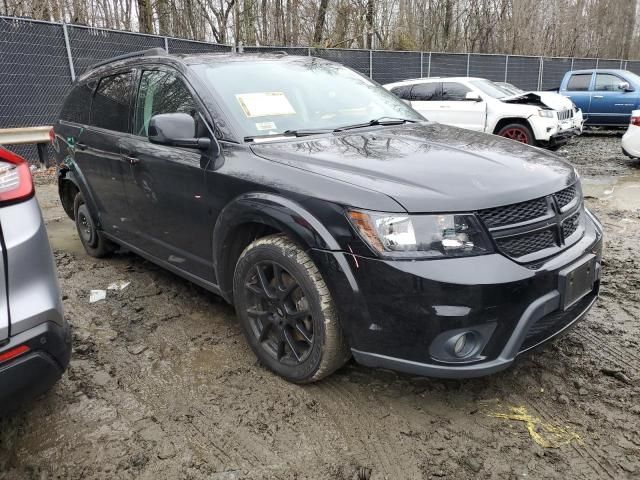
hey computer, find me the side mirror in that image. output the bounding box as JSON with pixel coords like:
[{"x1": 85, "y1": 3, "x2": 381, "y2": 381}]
[
  {"x1": 148, "y1": 113, "x2": 211, "y2": 150},
  {"x1": 465, "y1": 92, "x2": 482, "y2": 102},
  {"x1": 618, "y1": 81, "x2": 633, "y2": 92}
]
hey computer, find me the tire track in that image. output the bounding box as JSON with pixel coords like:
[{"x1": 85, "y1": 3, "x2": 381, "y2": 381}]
[
  {"x1": 311, "y1": 377, "x2": 409, "y2": 479},
  {"x1": 575, "y1": 329, "x2": 640, "y2": 373},
  {"x1": 522, "y1": 399, "x2": 617, "y2": 479}
]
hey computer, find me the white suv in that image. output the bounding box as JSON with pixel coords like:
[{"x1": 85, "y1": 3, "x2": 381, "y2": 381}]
[{"x1": 384, "y1": 77, "x2": 581, "y2": 150}]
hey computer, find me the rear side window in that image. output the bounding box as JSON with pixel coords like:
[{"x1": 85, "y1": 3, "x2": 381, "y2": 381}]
[
  {"x1": 594, "y1": 73, "x2": 622, "y2": 91},
  {"x1": 91, "y1": 71, "x2": 134, "y2": 132},
  {"x1": 390, "y1": 85, "x2": 412, "y2": 100},
  {"x1": 60, "y1": 82, "x2": 94, "y2": 124},
  {"x1": 442, "y1": 82, "x2": 470, "y2": 101},
  {"x1": 134, "y1": 70, "x2": 198, "y2": 136},
  {"x1": 411, "y1": 83, "x2": 440, "y2": 101},
  {"x1": 566, "y1": 74, "x2": 591, "y2": 91}
]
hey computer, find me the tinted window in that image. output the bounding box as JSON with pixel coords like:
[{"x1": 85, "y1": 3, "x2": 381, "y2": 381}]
[
  {"x1": 134, "y1": 70, "x2": 198, "y2": 136},
  {"x1": 594, "y1": 73, "x2": 623, "y2": 91},
  {"x1": 442, "y1": 82, "x2": 471, "y2": 101},
  {"x1": 566, "y1": 73, "x2": 591, "y2": 91},
  {"x1": 390, "y1": 85, "x2": 412, "y2": 100},
  {"x1": 91, "y1": 72, "x2": 134, "y2": 132},
  {"x1": 411, "y1": 83, "x2": 440, "y2": 101},
  {"x1": 60, "y1": 82, "x2": 95, "y2": 124}
]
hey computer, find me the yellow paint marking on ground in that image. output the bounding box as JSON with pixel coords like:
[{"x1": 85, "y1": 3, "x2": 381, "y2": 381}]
[{"x1": 489, "y1": 405, "x2": 582, "y2": 448}]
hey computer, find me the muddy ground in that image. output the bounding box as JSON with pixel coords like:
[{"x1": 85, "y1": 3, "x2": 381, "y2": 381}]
[{"x1": 1, "y1": 131, "x2": 639, "y2": 480}]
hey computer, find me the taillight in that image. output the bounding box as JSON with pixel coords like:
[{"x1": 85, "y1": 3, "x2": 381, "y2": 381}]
[
  {"x1": 0, "y1": 344, "x2": 30, "y2": 364},
  {"x1": 631, "y1": 115, "x2": 640, "y2": 127},
  {"x1": 0, "y1": 147, "x2": 34, "y2": 205},
  {"x1": 48, "y1": 128, "x2": 55, "y2": 143}
]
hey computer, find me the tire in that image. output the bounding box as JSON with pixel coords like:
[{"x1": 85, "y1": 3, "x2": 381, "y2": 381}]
[
  {"x1": 73, "y1": 193, "x2": 116, "y2": 258},
  {"x1": 233, "y1": 234, "x2": 350, "y2": 383},
  {"x1": 497, "y1": 123, "x2": 536, "y2": 145}
]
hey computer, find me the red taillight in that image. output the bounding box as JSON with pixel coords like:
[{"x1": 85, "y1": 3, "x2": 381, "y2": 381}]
[
  {"x1": 48, "y1": 128, "x2": 55, "y2": 143},
  {"x1": 0, "y1": 147, "x2": 34, "y2": 204},
  {"x1": 631, "y1": 115, "x2": 640, "y2": 127},
  {"x1": 0, "y1": 345, "x2": 30, "y2": 364}
]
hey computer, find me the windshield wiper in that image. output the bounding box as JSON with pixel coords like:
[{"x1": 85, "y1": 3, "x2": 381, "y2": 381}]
[
  {"x1": 245, "y1": 128, "x2": 333, "y2": 142},
  {"x1": 333, "y1": 117, "x2": 419, "y2": 132},
  {"x1": 282, "y1": 128, "x2": 334, "y2": 137},
  {"x1": 244, "y1": 118, "x2": 419, "y2": 142}
]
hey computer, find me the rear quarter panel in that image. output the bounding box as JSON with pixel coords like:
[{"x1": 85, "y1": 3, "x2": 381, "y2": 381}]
[{"x1": 0, "y1": 198, "x2": 63, "y2": 336}]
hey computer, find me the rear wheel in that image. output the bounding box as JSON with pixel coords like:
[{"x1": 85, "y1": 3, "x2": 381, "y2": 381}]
[
  {"x1": 233, "y1": 234, "x2": 349, "y2": 383},
  {"x1": 73, "y1": 193, "x2": 116, "y2": 258},
  {"x1": 497, "y1": 123, "x2": 535, "y2": 145}
]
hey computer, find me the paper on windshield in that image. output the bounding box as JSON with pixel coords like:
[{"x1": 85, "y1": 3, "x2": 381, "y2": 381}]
[{"x1": 236, "y1": 92, "x2": 296, "y2": 118}]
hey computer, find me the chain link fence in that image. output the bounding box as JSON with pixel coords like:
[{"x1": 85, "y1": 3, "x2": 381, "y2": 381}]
[{"x1": 1, "y1": 15, "x2": 638, "y2": 162}]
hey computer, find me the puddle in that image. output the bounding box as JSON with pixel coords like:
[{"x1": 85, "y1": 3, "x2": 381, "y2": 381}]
[
  {"x1": 582, "y1": 172, "x2": 640, "y2": 210},
  {"x1": 46, "y1": 218, "x2": 86, "y2": 256}
]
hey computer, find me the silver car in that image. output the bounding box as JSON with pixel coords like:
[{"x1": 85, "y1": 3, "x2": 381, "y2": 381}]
[{"x1": 0, "y1": 146, "x2": 70, "y2": 409}]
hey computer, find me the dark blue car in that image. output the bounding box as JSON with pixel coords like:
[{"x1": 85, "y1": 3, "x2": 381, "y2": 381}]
[{"x1": 560, "y1": 69, "x2": 640, "y2": 126}]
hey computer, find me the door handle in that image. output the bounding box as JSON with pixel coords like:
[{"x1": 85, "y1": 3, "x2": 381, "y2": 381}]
[
  {"x1": 439, "y1": 105, "x2": 451, "y2": 109},
  {"x1": 123, "y1": 155, "x2": 139, "y2": 165},
  {"x1": 76, "y1": 142, "x2": 87, "y2": 150},
  {"x1": 593, "y1": 95, "x2": 604, "y2": 99}
]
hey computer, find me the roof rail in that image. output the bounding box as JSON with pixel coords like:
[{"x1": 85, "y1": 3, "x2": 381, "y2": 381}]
[{"x1": 88, "y1": 47, "x2": 167, "y2": 71}]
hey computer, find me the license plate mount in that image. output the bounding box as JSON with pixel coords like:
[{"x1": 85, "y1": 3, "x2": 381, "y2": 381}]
[{"x1": 559, "y1": 254, "x2": 597, "y2": 311}]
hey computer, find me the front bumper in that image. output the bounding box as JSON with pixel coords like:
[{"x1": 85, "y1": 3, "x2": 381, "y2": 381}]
[
  {"x1": 0, "y1": 321, "x2": 71, "y2": 410},
  {"x1": 311, "y1": 212, "x2": 602, "y2": 378},
  {"x1": 540, "y1": 128, "x2": 582, "y2": 148},
  {"x1": 529, "y1": 116, "x2": 580, "y2": 144}
]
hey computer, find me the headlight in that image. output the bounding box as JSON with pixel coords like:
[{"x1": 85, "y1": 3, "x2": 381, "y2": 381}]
[
  {"x1": 347, "y1": 210, "x2": 493, "y2": 259},
  {"x1": 538, "y1": 109, "x2": 554, "y2": 118}
]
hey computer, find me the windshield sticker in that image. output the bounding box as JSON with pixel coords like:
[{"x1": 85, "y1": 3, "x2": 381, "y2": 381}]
[
  {"x1": 255, "y1": 121, "x2": 277, "y2": 131},
  {"x1": 236, "y1": 92, "x2": 296, "y2": 118}
]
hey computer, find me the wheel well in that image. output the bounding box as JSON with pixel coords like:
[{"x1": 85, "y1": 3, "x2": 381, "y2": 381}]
[
  {"x1": 59, "y1": 179, "x2": 79, "y2": 220},
  {"x1": 219, "y1": 222, "x2": 280, "y2": 302},
  {"x1": 493, "y1": 117, "x2": 532, "y2": 135}
]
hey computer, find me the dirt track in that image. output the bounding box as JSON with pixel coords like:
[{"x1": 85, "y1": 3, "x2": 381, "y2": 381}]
[{"x1": 1, "y1": 132, "x2": 639, "y2": 480}]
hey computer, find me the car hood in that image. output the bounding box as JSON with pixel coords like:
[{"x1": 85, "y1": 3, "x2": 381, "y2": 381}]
[
  {"x1": 251, "y1": 123, "x2": 577, "y2": 213},
  {"x1": 501, "y1": 91, "x2": 573, "y2": 110}
]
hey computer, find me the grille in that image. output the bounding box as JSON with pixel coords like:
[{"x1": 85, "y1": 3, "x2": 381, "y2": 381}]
[
  {"x1": 557, "y1": 109, "x2": 573, "y2": 121},
  {"x1": 477, "y1": 197, "x2": 548, "y2": 228},
  {"x1": 496, "y1": 229, "x2": 556, "y2": 258},
  {"x1": 478, "y1": 183, "x2": 583, "y2": 261},
  {"x1": 562, "y1": 210, "x2": 581, "y2": 238},
  {"x1": 520, "y1": 291, "x2": 596, "y2": 352},
  {"x1": 554, "y1": 185, "x2": 576, "y2": 209}
]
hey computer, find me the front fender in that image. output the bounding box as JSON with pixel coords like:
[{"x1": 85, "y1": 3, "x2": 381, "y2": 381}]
[{"x1": 212, "y1": 193, "x2": 341, "y2": 300}]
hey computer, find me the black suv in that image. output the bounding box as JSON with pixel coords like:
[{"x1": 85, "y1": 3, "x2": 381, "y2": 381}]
[{"x1": 54, "y1": 49, "x2": 603, "y2": 383}]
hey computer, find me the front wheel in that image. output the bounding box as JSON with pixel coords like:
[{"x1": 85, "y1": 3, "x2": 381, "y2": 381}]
[
  {"x1": 233, "y1": 234, "x2": 350, "y2": 383},
  {"x1": 497, "y1": 123, "x2": 535, "y2": 145}
]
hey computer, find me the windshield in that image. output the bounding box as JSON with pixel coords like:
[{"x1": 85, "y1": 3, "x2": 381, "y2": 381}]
[
  {"x1": 193, "y1": 57, "x2": 423, "y2": 139},
  {"x1": 498, "y1": 82, "x2": 525, "y2": 95},
  {"x1": 623, "y1": 70, "x2": 640, "y2": 86},
  {"x1": 469, "y1": 79, "x2": 517, "y2": 99}
]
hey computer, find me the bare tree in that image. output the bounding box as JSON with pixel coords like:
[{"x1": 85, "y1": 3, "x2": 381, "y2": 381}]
[
  {"x1": 2, "y1": 0, "x2": 638, "y2": 59},
  {"x1": 313, "y1": 0, "x2": 329, "y2": 45}
]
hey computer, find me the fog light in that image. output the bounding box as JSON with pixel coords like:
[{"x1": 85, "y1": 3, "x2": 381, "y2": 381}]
[
  {"x1": 451, "y1": 332, "x2": 476, "y2": 358},
  {"x1": 453, "y1": 335, "x2": 467, "y2": 356},
  {"x1": 429, "y1": 322, "x2": 496, "y2": 363}
]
